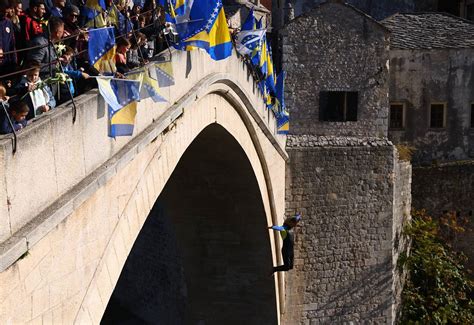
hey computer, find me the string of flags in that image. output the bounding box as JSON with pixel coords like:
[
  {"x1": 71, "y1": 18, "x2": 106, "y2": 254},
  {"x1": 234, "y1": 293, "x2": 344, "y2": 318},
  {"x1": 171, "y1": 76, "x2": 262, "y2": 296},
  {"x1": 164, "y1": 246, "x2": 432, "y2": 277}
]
[
  {"x1": 88, "y1": 1, "x2": 288, "y2": 137},
  {"x1": 235, "y1": 9, "x2": 289, "y2": 134}
]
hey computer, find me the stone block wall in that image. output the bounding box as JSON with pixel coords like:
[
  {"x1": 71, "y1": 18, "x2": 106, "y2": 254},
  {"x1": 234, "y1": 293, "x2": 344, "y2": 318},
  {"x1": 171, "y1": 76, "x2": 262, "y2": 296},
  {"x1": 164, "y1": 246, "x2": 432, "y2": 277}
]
[
  {"x1": 279, "y1": 1, "x2": 390, "y2": 137},
  {"x1": 283, "y1": 135, "x2": 408, "y2": 324}
]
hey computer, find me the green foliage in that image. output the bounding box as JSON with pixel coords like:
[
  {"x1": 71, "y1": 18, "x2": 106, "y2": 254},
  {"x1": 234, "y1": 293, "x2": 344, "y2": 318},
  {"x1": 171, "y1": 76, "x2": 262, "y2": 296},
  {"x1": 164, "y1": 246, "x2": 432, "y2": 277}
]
[{"x1": 399, "y1": 210, "x2": 474, "y2": 324}]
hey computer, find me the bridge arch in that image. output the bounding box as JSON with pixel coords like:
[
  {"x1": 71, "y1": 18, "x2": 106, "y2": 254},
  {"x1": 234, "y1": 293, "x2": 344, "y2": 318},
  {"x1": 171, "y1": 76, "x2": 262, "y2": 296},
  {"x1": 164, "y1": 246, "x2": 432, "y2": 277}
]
[
  {"x1": 101, "y1": 123, "x2": 277, "y2": 324},
  {"x1": 71, "y1": 81, "x2": 285, "y2": 323}
]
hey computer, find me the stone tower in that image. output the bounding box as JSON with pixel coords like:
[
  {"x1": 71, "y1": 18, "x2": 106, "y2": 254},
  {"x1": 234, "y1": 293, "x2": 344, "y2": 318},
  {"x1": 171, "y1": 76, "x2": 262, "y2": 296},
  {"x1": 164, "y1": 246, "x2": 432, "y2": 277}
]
[{"x1": 280, "y1": 1, "x2": 411, "y2": 323}]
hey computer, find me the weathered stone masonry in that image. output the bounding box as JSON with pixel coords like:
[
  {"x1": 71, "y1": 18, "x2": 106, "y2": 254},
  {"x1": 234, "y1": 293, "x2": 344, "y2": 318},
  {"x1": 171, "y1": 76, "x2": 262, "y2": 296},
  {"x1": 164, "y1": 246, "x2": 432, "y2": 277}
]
[
  {"x1": 279, "y1": 2, "x2": 411, "y2": 323},
  {"x1": 283, "y1": 136, "x2": 409, "y2": 324},
  {"x1": 279, "y1": 1, "x2": 390, "y2": 137}
]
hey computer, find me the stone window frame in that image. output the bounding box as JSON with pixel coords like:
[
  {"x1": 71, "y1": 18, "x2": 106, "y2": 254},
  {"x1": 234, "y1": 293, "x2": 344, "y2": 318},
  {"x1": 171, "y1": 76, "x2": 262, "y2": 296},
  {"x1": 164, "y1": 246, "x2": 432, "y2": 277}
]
[
  {"x1": 428, "y1": 102, "x2": 447, "y2": 129},
  {"x1": 389, "y1": 102, "x2": 406, "y2": 130}
]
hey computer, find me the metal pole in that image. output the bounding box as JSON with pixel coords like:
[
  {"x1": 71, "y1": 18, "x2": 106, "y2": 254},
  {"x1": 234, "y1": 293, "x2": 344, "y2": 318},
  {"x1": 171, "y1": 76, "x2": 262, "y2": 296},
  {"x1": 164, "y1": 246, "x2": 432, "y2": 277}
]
[{"x1": 1, "y1": 101, "x2": 17, "y2": 154}]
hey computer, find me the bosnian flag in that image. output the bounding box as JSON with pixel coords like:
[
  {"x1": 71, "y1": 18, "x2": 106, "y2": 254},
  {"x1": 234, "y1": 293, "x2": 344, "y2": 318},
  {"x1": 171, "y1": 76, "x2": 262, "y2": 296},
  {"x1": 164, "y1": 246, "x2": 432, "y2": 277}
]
[{"x1": 235, "y1": 29, "x2": 266, "y2": 56}]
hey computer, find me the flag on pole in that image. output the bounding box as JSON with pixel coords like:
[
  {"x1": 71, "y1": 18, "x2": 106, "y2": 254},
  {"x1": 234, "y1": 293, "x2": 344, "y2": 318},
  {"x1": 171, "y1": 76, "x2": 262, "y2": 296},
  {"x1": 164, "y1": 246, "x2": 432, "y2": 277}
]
[
  {"x1": 206, "y1": 6, "x2": 232, "y2": 60},
  {"x1": 96, "y1": 77, "x2": 141, "y2": 114},
  {"x1": 88, "y1": 27, "x2": 116, "y2": 74},
  {"x1": 242, "y1": 8, "x2": 256, "y2": 31}
]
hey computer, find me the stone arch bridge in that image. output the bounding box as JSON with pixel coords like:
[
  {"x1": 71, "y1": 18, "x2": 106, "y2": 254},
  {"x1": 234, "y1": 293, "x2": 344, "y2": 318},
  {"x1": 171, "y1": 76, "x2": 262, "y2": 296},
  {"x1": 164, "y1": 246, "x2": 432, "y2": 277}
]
[{"x1": 0, "y1": 50, "x2": 289, "y2": 324}]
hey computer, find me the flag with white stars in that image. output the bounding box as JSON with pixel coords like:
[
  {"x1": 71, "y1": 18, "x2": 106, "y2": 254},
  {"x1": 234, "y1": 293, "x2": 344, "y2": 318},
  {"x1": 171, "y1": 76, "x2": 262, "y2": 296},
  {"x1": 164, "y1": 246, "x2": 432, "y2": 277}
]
[
  {"x1": 88, "y1": 27, "x2": 116, "y2": 74},
  {"x1": 174, "y1": 0, "x2": 222, "y2": 42},
  {"x1": 235, "y1": 29, "x2": 266, "y2": 56}
]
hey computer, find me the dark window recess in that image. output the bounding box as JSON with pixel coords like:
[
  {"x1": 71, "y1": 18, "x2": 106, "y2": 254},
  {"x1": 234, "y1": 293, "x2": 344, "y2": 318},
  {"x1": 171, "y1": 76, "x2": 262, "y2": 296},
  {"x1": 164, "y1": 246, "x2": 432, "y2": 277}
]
[
  {"x1": 390, "y1": 104, "x2": 404, "y2": 129},
  {"x1": 430, "y1": 104, "x2": 445, "y2": 128},
  {"x1": 467, "y1": 4, "x2": 474, "y2": 21},
  {"x1": 471, "y1": 103, "x2": 474, "y2": 128},
  {"x1": 319, "y1": 91, "x2": 358, "y2": 122},
  {"x1": 438, "y1": 0, "x2": 460, "y2": 16}
]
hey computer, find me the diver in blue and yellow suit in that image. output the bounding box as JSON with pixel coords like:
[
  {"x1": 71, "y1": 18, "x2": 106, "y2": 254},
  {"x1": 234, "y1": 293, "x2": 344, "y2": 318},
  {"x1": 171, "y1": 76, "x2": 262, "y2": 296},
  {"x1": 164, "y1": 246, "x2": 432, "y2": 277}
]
[{"x1": 268, "y1": 213, "x2": 302, "y2": 274}]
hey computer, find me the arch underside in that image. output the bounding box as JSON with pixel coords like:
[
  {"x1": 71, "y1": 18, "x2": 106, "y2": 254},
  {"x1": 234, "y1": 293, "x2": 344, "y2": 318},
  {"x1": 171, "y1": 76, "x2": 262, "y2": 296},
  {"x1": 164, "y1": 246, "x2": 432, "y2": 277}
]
[
  {"x1": 72, "y1": 87, "x2": 284, "y2": 323},
  {"x1": 101, "y1": 124, "x2": 278, "y2": 324}
]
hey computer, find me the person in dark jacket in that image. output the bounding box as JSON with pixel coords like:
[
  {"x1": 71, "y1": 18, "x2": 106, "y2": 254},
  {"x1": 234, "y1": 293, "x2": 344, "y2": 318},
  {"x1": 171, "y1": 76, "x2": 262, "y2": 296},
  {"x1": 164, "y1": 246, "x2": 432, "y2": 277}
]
[
  {"x1": 57, "y1": 46, "x2": 89, "y2": 104},
  {"x1": 269, "y1": 213, "x2": 302, "y2": 273},
  {"x1": 49, "y1": 0, "x2": 65, "y2": 18},
  {"x1": 0, "y1": 99, "x2": 29, "y2": 134},
  {"x1": 26, "y1": 16, "x2": 64, "y2": 78},
  {"x1": 0, "y1": 4, "x2": 18, "y2": 77},
  {"x1": 15, "y1": 60, "x2": 56, "y2": 120}
]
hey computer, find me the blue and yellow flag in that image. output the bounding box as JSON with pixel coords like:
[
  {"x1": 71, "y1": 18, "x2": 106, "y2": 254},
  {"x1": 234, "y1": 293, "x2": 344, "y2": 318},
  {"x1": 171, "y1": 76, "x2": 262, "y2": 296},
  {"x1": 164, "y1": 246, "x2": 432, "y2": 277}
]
[
  {"x1": 83, "y1": 7, "x2": 107, "y2": 28},
  {"x1": 275, "y1": 72, "x2": 289, "y2": 134},
  {"x1": 274, "y1": 71, "x2": 285, "y2": 113},
  {"x1": 96, "y1": 77, "x2": 141, "y2": 113},
  {"x1": 155, "y1": 61, "x2": 175, "y2": 87},
  {"x1": 173, "y1": 0, "x2": 186, "y2": 16},
  {"x1": 174, "y1": 0, "x2": 222, "y2": 42},
  {"x1": 157, "y1": 0, "x2": 177, "y2": 23},
  {"x1": 174, "y1": 1, "x2": 231, "y2": 61},
  {"x1": 242, "y1": 9, "x2": 256, "y2": 31},
  {"x1": 235, "y1": 28, "x2": 265, "y2": 57},
  {"x1": 251, "y1": 36, "x2": 267, "y2": 78},
  {"x1": 88, "y1": 27, "x2": 116, "y2": 74},
  {"x1": 277, "y1": 110, "x2": 289, "y2": 134},
  {"x1": 143, "y1": 71, "x2": 167, "y2": 102},
  {"x1": 83, "y1": 0, "x2": 107, "y2": 27},
  {"x1": 265, "y1": 43, "x2": 276, "y2": 94},
  {"x1": 108, "y1": 4, "x2": 133, "y2": 36},
  {"x1": 96, "y1": 76, "x2": 141, "y2": 137},
  {"x1": 85, "y1": 0, "x2": 106, "y2": 11},
  {"x1": 206, "y1": 6, "x2": 232, "y2": 61},
  {"x1": 109, "y1": 102, "x2": 138, "y2": 137}
]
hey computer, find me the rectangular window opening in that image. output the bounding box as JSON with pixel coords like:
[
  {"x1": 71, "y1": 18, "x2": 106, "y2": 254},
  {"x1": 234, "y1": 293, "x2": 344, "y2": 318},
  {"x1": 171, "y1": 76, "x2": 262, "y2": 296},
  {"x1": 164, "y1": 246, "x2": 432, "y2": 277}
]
[
  {"x1": 467, "y1": 3, "x2": 474, "y2": 21},
  {"x1": 430, "y1": 103, "x2": 446, "y2": 128},
  {"x1": 319, "y1": 91, "x2": 358, "y2": 122},
  {"x1": 471, "y1": 103, "x2": 474, "y2": 128},
  {"x1": 390, "y1": 103, "x2": 405, "y2": 129}
]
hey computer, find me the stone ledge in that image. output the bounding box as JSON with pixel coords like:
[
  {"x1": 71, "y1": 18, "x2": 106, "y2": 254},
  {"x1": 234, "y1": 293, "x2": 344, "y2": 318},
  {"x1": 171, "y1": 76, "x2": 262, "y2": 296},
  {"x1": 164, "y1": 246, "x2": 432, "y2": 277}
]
[
  {"x1": 0, "y1": 236, "x2": 27, "y2": 272},
  {"x1": 287, "y1": 135, "x2": 393, "y2": 148}
]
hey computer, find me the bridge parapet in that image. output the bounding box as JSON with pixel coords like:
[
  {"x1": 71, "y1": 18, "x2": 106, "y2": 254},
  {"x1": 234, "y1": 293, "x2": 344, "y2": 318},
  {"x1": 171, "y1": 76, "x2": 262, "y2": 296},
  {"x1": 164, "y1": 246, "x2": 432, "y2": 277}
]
[{"x1": 0, "y1": 49, "x2": 286, "y2": 267}]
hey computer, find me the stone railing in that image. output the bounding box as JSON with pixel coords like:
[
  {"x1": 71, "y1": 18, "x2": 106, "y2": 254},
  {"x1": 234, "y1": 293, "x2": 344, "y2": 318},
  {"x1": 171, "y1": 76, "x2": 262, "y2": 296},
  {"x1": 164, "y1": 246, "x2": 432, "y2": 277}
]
[{"x1": 0, "y1": 49, "x2": 286, "y2": 259}]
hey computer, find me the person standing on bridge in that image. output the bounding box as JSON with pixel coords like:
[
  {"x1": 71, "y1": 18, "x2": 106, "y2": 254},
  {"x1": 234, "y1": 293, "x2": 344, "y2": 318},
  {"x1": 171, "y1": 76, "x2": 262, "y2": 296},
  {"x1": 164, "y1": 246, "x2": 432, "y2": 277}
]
[{"x1": 268, "y1": 213, "x2": 302, "y2": 274}]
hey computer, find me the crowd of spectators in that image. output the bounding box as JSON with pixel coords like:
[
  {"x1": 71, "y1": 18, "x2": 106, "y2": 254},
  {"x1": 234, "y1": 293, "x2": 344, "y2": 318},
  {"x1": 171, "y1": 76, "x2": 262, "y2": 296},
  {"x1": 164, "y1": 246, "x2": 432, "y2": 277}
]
[{"x1": 0, "y1": 0, "x2": 170, "y2": 134}]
